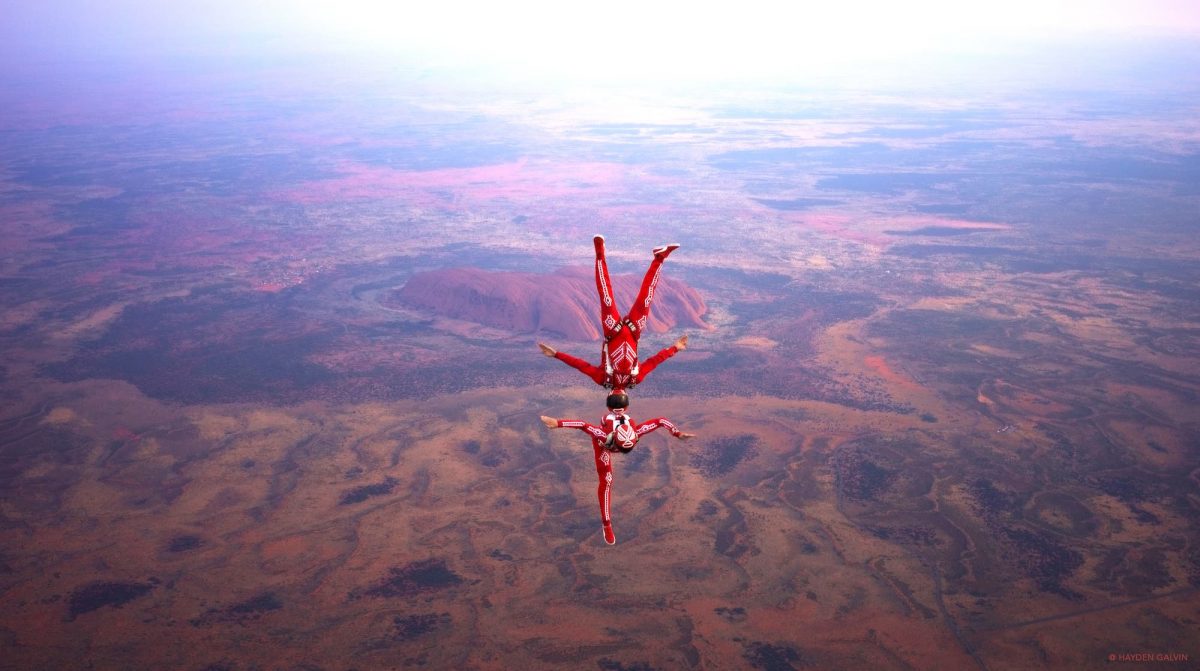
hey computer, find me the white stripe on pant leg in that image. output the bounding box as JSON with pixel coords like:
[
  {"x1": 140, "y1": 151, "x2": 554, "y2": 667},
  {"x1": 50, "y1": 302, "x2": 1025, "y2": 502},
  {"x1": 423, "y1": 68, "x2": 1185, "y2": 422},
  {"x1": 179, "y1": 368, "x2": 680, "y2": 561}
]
[
  {"x1": 603, "y1": 471, "x2": 612, "y2": 522},
  {"x1": 598, "y1": 260, "x2": 612, "y2": 306},
  {"x1": 644, "y1": 266, "x2": 661, "y2": 307}
]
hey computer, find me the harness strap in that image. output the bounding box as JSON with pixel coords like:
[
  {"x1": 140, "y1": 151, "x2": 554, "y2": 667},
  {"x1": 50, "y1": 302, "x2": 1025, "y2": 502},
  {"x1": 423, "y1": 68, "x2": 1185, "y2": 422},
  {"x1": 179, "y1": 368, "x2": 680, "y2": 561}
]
[
  {"x1": 602, "y1": 318, "x2": 638, "y2": 343},
  {"x1": 602, "y1": 318, "x2": 640, "y2": 387}
]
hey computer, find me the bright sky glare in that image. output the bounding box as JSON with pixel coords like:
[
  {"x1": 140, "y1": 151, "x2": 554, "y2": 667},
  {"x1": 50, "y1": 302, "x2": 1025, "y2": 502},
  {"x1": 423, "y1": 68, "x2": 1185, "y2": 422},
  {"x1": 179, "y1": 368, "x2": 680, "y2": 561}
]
[{"x1": 4, "y1": 0, "x2": 1200, "y2": 84}]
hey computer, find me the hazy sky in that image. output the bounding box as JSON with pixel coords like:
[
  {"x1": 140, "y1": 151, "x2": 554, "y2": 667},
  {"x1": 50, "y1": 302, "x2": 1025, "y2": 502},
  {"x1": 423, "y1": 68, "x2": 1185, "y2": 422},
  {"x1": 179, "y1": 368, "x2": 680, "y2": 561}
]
[{"x1": 4, "y1": 0, "x2": 1200, "y2": 85}]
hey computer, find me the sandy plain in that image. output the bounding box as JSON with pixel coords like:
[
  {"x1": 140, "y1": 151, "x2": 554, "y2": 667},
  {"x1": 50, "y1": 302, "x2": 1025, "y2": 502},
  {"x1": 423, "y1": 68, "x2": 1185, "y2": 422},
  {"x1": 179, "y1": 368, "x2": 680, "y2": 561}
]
[{"x1": 1, "y1": 67, "x2": 1199, "y2": 670}]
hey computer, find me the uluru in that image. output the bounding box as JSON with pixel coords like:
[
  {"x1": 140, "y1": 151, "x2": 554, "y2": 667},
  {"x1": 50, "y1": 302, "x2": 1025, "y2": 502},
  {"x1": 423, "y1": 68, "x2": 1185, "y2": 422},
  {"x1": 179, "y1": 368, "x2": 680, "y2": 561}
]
[{"x1": 391, "y1": 266, "x2": 709, "y2": 340}]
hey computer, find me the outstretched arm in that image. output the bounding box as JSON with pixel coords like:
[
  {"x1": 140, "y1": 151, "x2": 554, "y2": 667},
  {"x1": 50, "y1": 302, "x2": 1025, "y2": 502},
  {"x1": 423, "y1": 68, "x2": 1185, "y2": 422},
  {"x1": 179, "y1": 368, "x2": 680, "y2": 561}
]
[
  {"x1": 635, "y1": 334, "x2": 689, "y2": 383},
  {"x1": 635, "y1": 417, "x2": 695, "y2": 440},
  {"x1": 544, "y1": 416, "x2": 607, "y2": 440},
  {"x1": 550, "y1": 349, "x2": 608, "y2": 386},
  {"x1": 539, "y1": 342, "x2": 607, "y2": 386}
]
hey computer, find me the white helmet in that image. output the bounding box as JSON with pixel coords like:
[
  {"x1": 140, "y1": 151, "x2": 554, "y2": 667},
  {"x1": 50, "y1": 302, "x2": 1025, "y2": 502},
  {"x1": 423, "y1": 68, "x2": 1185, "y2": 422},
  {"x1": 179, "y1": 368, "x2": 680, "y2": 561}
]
[{"x1": 604, "y1": 414, "x2": 638, "y2": 453}]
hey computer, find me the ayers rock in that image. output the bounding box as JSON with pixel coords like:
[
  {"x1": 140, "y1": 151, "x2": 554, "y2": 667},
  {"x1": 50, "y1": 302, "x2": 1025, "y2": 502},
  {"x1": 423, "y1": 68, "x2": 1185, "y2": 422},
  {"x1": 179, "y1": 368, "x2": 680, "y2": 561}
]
[{"x1": 392, "y1": 266, "x2": 709, "y2": 340}]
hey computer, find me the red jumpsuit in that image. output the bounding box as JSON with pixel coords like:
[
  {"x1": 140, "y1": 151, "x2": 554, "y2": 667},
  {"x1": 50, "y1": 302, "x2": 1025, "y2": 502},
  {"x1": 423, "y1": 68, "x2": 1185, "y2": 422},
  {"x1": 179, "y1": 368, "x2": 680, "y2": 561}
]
[
  {"x1": 552, "y1": 236, "x2": 679, "y2": 392},
  {"x1": 556, "y1": 414, "x2": 683, "y2": 544}
]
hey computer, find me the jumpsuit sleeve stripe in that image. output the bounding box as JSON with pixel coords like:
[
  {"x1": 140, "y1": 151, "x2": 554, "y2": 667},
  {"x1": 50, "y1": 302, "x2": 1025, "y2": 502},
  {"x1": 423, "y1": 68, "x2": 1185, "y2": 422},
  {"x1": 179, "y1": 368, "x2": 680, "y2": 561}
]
[
  {"x1": 559, "y1": 419, "x2": 606, "y2": 439},
  {"x1": 636, "y1": 417, "x2": 682, "y2": 437}
]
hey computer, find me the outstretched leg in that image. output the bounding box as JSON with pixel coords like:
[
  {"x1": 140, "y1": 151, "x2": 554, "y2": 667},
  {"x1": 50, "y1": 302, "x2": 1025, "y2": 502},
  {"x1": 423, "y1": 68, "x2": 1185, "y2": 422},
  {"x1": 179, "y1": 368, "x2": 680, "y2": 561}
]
[
  {"x1": 593, "y1": 444, "x2": 616, "y2": 545},
  {"x1": 594, "y1": 235, "x2": 622, "y2": 339},
  {"x1": 623, "y1": 242, "x2": 679, "y2": 335}
]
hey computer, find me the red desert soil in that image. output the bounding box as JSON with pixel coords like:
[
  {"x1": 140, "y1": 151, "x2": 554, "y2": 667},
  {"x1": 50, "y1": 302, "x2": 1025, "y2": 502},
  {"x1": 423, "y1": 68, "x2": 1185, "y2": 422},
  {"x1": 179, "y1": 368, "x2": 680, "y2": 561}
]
[{"x1": 392, "y1": 266, "x2": 710, "y2": 340}]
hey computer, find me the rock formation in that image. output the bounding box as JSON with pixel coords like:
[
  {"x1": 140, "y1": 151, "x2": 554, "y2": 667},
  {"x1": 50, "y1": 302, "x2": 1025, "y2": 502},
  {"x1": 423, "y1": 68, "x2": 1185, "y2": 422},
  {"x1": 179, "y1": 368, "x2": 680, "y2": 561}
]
[{"x1": 393, "y1": 266, "x2": 708, "y2": 340}]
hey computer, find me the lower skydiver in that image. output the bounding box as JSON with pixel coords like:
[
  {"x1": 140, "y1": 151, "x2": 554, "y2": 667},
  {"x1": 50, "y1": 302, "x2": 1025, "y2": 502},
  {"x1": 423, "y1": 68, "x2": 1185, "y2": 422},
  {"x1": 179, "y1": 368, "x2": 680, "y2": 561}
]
[{"x1": 540, "y1": 391, "x2": 694, "y2": 545}]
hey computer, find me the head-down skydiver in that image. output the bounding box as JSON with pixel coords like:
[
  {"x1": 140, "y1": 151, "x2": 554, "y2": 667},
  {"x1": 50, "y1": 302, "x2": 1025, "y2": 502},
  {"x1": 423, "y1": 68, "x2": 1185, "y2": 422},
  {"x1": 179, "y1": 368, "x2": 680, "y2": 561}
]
[{"x1": 538, "y1": 235, "x2": 688, "y2": 393}]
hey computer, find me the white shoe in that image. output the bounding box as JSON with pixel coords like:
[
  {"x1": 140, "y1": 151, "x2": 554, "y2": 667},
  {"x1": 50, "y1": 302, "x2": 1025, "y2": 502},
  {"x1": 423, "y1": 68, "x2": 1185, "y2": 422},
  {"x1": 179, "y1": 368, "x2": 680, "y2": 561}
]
[
  {"x1": 652, "y1": 243, "x2": 680, "y2": 259},
  {"x1": 602, "y1": 523, "x2": 616, "y2": 545}
]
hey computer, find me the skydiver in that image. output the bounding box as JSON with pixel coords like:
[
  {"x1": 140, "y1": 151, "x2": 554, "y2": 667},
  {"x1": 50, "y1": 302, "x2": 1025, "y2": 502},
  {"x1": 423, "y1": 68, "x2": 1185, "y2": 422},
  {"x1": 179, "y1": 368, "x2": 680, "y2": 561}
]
[
  {"x1": 540, "y1": 391, "x2": 694, "y2": 545},
  {"x1": 538, "y1": 235, "x2": 687, "y2": 393}
]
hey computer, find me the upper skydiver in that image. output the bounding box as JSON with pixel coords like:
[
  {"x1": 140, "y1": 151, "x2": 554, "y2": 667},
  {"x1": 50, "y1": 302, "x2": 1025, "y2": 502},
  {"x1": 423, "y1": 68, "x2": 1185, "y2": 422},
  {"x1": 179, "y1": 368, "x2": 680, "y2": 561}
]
[
  {"x1": 538, "y1": 235, "x2": 687, "y2": 393},
  {"x1": 541, "y1": 390, "x2": 694, "y2": 545}
]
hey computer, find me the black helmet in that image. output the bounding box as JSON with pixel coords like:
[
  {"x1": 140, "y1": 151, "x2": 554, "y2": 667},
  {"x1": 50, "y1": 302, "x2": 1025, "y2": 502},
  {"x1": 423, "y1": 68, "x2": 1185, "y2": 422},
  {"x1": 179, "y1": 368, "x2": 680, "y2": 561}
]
[{"x1": 606, "y1": 392, "x2": 629, "y2": 409}]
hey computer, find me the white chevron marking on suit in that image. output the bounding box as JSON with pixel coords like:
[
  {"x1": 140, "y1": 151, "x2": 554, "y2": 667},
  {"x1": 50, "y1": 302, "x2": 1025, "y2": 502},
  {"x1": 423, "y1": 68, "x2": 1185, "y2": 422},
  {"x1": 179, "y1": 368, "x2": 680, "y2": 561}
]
[{"x1": 609, "y1": 341, "x2": 637, "y2": 369}]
